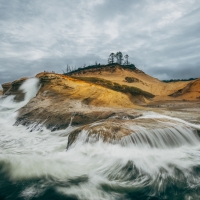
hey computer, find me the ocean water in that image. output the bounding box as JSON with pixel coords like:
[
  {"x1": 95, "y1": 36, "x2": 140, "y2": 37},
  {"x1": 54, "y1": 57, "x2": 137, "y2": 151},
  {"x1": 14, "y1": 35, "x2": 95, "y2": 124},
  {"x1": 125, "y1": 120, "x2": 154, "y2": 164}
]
[{"x1": 0, "y1": 79, "x2": 200, "y2": 200}]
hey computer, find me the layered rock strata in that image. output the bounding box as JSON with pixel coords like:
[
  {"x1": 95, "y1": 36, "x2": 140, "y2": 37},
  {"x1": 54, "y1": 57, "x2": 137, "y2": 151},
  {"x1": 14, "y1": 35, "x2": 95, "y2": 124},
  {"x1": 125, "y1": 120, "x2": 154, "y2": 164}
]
[{"x1": 14, "y1": 73, "x2": 141, "y2": 131}]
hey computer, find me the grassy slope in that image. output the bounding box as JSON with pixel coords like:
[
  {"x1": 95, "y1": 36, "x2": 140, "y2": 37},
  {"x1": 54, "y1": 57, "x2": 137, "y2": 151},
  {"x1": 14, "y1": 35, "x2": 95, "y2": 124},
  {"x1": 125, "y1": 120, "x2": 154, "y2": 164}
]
[
  {"x1": 71, "y1": 76, "x2": 155, "y2": 98},
  {"x1": 66, "y1": 63, "x2": 136, "y2": 75}
]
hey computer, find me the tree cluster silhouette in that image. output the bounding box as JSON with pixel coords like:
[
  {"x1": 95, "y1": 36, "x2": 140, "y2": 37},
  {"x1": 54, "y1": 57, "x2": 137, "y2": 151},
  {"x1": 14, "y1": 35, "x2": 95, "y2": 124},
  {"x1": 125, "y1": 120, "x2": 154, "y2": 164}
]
[
  {"x1": 162, "y1": 78, "x2": 197, "y2": 83},
  {"x1": 108, "y1": 52, "x2": 130, "y2": 65},
  {"x1": 63, "y1": 52, "x2": 133, "y2": 74}
]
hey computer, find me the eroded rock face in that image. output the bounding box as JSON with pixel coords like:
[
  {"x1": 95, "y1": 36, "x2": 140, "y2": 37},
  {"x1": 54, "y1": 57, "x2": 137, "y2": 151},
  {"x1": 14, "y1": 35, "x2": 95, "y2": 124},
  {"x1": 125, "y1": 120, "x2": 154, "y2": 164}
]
[
  {"x1": 14, "y1": 73, "x2": 141, "y2": 131},
  {"x1": 1, "y1": 78, "x2": 28, "y2": 102},
  {"x1": 15, "y1": 109, "x2": 116, "y2": 131},
  {"x1": 168, "y1": 79, "x2": 200, "y2": 100},
  {"x1": 2, "y1": 82, "x2": 12, "y2": 94}
]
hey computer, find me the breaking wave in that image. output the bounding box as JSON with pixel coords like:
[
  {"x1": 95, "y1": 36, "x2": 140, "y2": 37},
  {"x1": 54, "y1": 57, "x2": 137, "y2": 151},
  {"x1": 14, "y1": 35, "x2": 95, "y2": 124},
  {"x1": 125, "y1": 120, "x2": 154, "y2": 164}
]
[
  {"x1": 0, "y1": 79, "x2": 200, "y2": 200},
  {"x1": 0, "y1": 77, "x2": 39, "y2": 111}
]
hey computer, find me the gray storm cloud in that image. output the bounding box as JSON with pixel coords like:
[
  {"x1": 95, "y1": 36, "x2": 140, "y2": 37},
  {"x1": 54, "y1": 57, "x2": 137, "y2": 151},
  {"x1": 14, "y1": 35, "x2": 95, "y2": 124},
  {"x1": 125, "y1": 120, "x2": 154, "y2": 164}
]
[{"x1": 0, "y1": 0, "x2": 200, "y2": 85}]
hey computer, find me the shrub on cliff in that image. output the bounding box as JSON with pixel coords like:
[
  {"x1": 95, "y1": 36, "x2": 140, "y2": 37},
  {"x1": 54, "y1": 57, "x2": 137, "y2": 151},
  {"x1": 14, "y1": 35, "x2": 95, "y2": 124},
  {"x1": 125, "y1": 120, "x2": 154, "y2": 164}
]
[{"x1": 125, "y1": 77, "x2": 139, "y2": 83}]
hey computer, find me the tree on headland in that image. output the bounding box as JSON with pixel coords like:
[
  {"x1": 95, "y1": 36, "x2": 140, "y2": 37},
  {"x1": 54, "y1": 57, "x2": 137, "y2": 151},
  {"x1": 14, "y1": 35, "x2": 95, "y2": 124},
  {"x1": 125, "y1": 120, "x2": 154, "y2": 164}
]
[
  {"x1": 63, "y1": 51, "x2": 134, "y2": 75},
  {"x1": 115, "y1": 52, "x2": 123, "y2": 65},
  {"x1": 124, "y1": 54, "x2": 129, "y2": 65},
  {"x1": 108, "y1": 53, "x2": 115, "y2": 64},
  {"x1": 107, "y1": 52, "x2": 131, "y2": 65},
  {"x1": 63, "y1": 64, "x2": 78, "y2": 74},
  {"x1": 107, "y1": 51, "x2": 124, "y2": 65},
  {"x1": 64, "y1": 64, "x2": 71, "y2": 73}
]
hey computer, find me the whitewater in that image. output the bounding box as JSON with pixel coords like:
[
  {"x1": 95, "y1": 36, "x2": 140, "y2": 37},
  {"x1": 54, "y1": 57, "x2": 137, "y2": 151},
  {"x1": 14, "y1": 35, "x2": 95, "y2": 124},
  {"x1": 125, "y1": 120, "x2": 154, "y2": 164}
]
[{"x1": 0, "y1": 79, "x2": 200, "y2": 200}]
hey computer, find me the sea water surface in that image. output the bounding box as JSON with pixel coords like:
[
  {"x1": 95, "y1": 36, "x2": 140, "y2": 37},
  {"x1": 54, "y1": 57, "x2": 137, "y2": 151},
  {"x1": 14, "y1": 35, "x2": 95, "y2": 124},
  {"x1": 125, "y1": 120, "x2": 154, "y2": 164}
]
[{"x1": 0, "y1": 79, "x2": 200, "y2": 200}]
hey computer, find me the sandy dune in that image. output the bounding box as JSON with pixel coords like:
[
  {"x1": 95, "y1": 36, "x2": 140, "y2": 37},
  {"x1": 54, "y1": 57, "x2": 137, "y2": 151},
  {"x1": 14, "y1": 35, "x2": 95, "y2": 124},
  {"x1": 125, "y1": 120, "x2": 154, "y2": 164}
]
[
  {"x1": 70, "y1": 65, "x2": 198, "y2": 101},
  {"x1": 36, "y1": 72, "x2": 139, "y2": 108},
  {"x1": 169, "y1": 78, "x2": 200, "y2": 100}
]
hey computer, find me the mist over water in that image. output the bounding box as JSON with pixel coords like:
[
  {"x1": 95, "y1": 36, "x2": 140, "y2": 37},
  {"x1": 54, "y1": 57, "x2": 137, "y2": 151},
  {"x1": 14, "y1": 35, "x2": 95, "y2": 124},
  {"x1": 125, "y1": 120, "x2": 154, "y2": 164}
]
[{"x1": 0, "y1": 79, "x2": 200, "y2": 200}]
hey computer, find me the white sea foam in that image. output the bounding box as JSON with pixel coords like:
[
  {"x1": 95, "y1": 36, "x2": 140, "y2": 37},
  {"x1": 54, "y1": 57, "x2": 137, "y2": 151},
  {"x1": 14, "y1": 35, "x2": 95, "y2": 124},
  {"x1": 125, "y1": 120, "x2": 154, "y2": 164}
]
[
  {"x1": 0, "y1": 77, "x2": 39, "y2": 112},
  {"x1": 19, "y1": 77, "x2": 40, "y2": 103},
  {"x1": 0, "y1": 81, "x2": 200, "y2": 199}
]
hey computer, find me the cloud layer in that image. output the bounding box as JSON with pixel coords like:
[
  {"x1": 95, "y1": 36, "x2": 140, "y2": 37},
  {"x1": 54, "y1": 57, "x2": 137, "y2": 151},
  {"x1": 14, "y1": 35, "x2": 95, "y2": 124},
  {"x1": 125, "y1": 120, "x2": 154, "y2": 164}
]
[{"x1": 0, "y1": 0, "x2": 200, "y2": 85}]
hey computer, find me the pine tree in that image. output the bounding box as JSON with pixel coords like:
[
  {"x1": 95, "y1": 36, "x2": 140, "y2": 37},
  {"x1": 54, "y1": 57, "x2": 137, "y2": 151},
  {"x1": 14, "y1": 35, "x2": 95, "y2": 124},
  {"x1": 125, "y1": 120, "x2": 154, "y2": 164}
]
[
  {"x1": 116, "y1": 52, "x2": 123, "y2": 64},
  {"x1": 124, "y1": 54, "x2": 129, "y2": 65}
]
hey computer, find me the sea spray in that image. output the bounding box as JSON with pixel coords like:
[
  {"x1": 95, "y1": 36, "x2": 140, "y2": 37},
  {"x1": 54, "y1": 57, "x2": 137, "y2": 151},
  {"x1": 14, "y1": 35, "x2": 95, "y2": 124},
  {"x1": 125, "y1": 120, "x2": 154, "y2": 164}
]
[
  {"x1": 19, "y1": 77, "x2": 40, "y2": 104},
  {"x1": 120, "y1": 125, "x2": 200, "y2": 148},
  {"x1": 0, "y1": 78, "x2": 40, "y2": 128},
  {"x1": 0, "y1": 87, "x2": 200, "y2": 199},
  {"x1": 0, "y1": 118, "x2": 200, "y2": 199},
  {"x1": 67, "y1": 117, "x2": 200, "y2": 150},
  {"x1": 0, "y1": 77, "x2": 39, "y2": 112}
]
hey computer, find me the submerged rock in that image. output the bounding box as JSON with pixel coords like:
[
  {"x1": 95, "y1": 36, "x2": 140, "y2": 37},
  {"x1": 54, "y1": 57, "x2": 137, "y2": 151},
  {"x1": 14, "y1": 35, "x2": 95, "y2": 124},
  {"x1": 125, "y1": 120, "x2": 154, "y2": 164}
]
[
  {"x1": 66, "y1": 118, "x2": 200, "y2": 149},
  {"x1": 67, "y1": 119, "x2": 133, "y2": 149}
]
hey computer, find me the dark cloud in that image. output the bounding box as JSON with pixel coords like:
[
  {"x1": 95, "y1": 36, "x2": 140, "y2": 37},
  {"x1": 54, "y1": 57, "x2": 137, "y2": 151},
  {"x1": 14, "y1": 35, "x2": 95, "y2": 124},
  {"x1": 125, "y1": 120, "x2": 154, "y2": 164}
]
[
  {"x1": 0, "y1": 0, "x2": 200, "y2": 87},
  {"x1": 146, "y1": 62, "x2": 200, "y2": 80}
]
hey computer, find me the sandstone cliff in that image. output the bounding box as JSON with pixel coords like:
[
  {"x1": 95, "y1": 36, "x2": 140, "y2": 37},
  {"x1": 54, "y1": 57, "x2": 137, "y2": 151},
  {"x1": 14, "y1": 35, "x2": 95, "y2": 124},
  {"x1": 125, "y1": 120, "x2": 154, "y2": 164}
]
[
  {"x1": 69, "y1": 65, "x2": 191, "y2": 98},
  {"x1": 14, "y1": 72, "x2": 142, "y2": 131},
  {"x1": 169, "y1": 78, "x2": 200, "y2": 100}
]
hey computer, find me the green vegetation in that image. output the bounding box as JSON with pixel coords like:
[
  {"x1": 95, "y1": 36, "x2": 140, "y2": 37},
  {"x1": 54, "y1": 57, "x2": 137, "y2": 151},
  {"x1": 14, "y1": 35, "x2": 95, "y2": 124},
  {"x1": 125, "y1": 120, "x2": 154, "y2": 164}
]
[
  {"x1": 65, "y1": 64, "x2": 136, "y2": 75},
  {"x1": 125, "y1": 77, "x2": 139, "y2": 83},
  {"x1": 63, "y1": 51, "x2": 136, "y2": 74},
  {"x1": 108, "y1": 52, "x2": 130, "y2": 65},
  {"x1": 72, "y1": 77, "x2": 154, "y2": 98},
  {"x1": 162, "y1": 78, "x2": 197, "y2": 83}
]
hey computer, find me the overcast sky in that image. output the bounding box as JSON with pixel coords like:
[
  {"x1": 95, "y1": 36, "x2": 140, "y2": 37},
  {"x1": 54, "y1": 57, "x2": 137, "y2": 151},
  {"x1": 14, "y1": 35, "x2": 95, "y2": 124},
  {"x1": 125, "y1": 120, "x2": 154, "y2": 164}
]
[{"x1": 0, "y1": 0, "x2": 200, "y2": 86}]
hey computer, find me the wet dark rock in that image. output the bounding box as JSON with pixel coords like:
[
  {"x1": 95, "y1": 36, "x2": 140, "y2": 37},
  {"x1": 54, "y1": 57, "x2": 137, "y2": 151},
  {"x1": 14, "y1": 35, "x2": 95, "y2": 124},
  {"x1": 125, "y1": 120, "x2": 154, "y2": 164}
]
[
  {"x1": 2, "y1": 82, "x2": 12, "y2": 94},
  {"x1": 14, "y1": 109, "x2": 116, "y2": 131},
  {"x1": 66, "y1": 119, "x2": 133, "y2": 149},
  {"x1": 197, "y1": 130, "x2": 200, "y2": 137}
]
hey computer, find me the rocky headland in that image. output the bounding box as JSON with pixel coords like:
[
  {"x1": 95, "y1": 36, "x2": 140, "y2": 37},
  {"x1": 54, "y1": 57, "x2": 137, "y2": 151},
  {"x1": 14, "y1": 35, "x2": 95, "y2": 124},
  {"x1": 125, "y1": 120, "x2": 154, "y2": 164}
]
[{"x1": 1, "y1": 64, "x2": 200, "y2": 148}]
